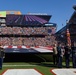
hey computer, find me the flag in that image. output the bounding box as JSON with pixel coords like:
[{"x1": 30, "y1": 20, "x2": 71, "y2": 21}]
[{"x1": 66, "y1": 29, "x2": 71, "y2": 46}]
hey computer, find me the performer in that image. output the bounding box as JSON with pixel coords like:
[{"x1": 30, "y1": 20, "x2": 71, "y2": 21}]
[{"x1": 0, "y1": 44, "x2": 5, "y2": 69}]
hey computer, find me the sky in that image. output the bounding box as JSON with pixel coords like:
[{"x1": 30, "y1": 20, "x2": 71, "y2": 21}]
[{"x1": 0, "y1": 0, "x2": 76, "y2": 31}]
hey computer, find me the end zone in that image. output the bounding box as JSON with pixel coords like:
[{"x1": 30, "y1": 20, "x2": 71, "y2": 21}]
[
  {"x1": 50, "y1": 69, "x2": 76, "y2": 75},
  {"x1": 1, "y1": 69, "x2": 44, "y2": 75}
]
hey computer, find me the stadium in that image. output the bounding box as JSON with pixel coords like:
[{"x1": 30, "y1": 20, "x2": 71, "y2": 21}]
[
  {"x1": 0, "y1": 11, "x2": 56, "y2": 49},
  {"x1": 0, "y1": 11, "x2": 57, "y2": 62},
  {"x1": 0, "y1": 5, "x2": 76, "y2": 75}
]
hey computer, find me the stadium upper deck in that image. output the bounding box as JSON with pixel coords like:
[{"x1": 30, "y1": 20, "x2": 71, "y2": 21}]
[
  {"x1": 0, "y1": 11, "x2": 56, "y2": 27},
  {"x1": 6, "y1": 14, "x2": 51, "y2": 26},
  {"x1": 0, "y1": 11, "x2": 57, "y2": 53}
]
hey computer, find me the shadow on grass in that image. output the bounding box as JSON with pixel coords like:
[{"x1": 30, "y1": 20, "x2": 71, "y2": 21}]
[
  {"x1": 27, "y1": 62, "x2": 58, "y2": 68},
  {"x1": 28, "y1": 62, "x2": 73, "y2": 68}
]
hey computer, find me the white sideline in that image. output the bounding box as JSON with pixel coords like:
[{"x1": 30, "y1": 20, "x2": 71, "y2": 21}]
[{"x1": 3, "y1": 65, "x2": 37, "y2": 67}]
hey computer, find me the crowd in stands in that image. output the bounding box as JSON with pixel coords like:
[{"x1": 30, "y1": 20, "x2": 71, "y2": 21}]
[
  {"x1": 0, "y1": 27, "x2": 56, "y2": 35},
  {"x1": 0, "y1": 36, "x2": 55, "y2": 46},
  {"x1": 0, "y1": 26, "x2": 56, "y2": 46}
]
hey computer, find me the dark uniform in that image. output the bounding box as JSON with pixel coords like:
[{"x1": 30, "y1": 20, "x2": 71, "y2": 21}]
[
  {"x1": 57, "y1": 46, "x2": 62, "y2": 68},
  {"x1": 0, "y1": 46, "x2": 5, "y2": 69},
  {"x1": 72, "y1": 47, "x2": 76, "y2": 68},
  {"x1": 57, "y1": 45, "x2": 65, "y2": 68},
  {"x1": 65, "y1": 46, "x2": 71, "y2": 68}
]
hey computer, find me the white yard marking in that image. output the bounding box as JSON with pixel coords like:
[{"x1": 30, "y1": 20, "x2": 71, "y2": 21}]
[
  {"x1": 52, "y1": 69, "x2": 76, "y2": 75},
  {"x1": 3, "y1": 65, "x2": 37, "y2": 67},
  {"x1": 2, "y1": 69, "x2": 43, "y2": 75}
]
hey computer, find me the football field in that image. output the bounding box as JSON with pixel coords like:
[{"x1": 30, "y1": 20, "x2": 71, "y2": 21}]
[
  {"x1": 0, "y1": 62, "x2": 75, "y2": 75},
  {"x1": 0, "y1": 62, "x2": 54, "y2": 75}
]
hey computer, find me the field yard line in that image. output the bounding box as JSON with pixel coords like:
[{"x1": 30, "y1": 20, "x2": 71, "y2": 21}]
[{"x1": 3, "y1": 65, "x2": 37, "y2": 67}]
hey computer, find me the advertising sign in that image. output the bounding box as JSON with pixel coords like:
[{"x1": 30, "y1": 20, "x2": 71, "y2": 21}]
[{"x1": 0, "y1": 11, "x2": 6, "y2": 17}]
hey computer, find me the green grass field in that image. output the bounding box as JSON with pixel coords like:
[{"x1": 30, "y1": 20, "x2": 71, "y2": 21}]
[
  {"x1": 0, "y1": 62, "x2": 53, "y2": 75},
  {"x1": 0, "y1": 62, "x2": 73, "y2": 75},
  {"x1": 0, "y1": 53, "x2": 73, "y2": 75}
]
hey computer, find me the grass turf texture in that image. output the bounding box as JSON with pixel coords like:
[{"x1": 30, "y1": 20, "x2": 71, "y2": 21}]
[
  {"x1": 0, "y1": 53, "x2": 73, "y2": 75},
  {"x1": 0, "y1": 62, "x2": 73, "y2": 75}
]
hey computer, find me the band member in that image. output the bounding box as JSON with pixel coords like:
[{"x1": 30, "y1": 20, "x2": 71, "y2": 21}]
[
  {"x1": 0, "y1": 44, "x2": 5, "y2": 69},
  {"x1": 64, "y1": 44, "x2": 71, "y2": 68}
]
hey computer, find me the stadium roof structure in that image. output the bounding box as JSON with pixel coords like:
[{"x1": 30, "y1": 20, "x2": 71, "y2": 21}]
[
  {"x1": 6, "y1": 14, "x2": 51, "y2": 26},
  {"x1": 0, "y1": 11, "x2": 57, "y2": 27},
  {"x1": 69, "y1": 11, "x2": 76, "y2": 24},
  {"x1": 56, "y1": 5, "x2": 76, "y2": 34},
  {"x1": 73, "y1": 5, "x2": 76, "y2": 10},
  {"x1": 56, "y1": 25, "x2": 67, "y2": 35}
]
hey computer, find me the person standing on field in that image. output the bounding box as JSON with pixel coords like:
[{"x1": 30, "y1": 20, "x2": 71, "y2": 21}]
[
  {"x1": 71, "y1": 43, "x2": 76, "y2": 68},
  {"x1": 0, "y1": 44, "x2": 5, "y2": 69},
  {"x1": 53, "y1": 44, "x2": 58, "y2": 65},
  {"x1": 57, "y1": 43, "x2": 65, "y2": 68},
  {"x1": 64, "y1": 44, "x2": 71, "y2": 68}
]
